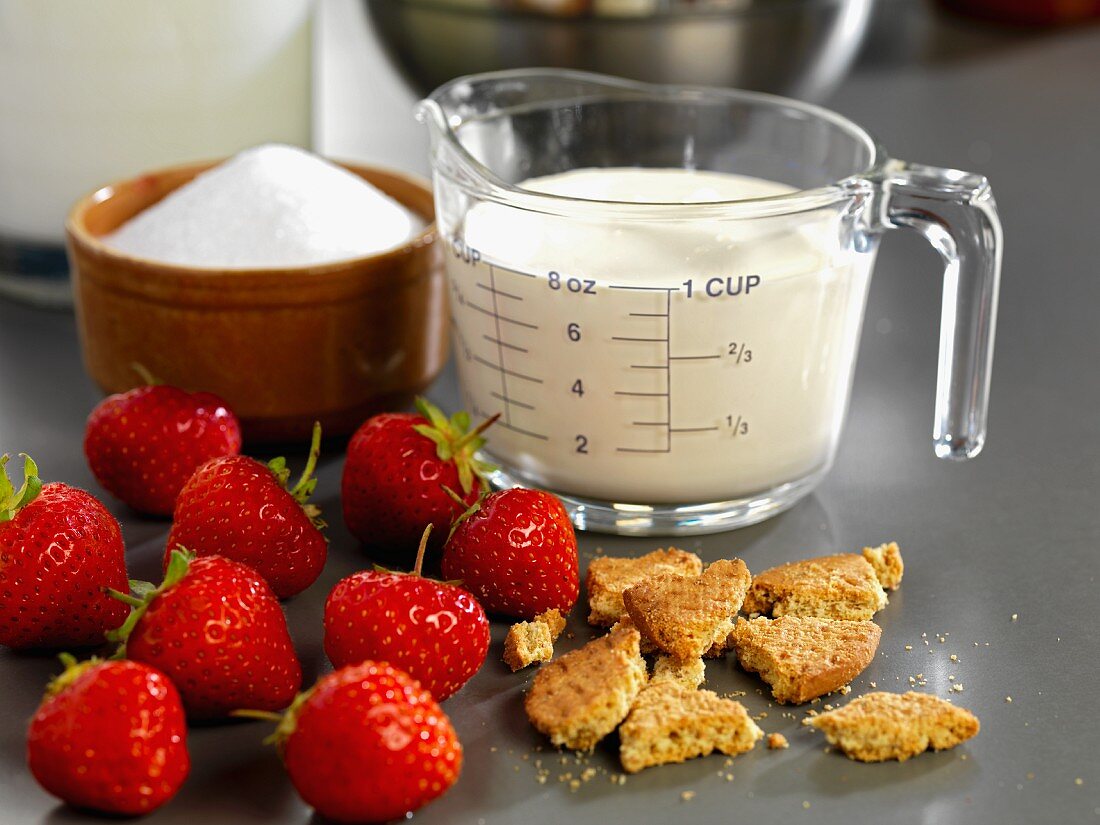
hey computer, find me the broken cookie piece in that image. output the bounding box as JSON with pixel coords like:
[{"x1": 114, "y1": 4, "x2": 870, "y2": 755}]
[
  {"x1": 731, "y1": 616, "x2": 881, "y2": 704},
  {"x1": 619, "y1": 681, "x2": 763, "y2": 773},
  {"x1": 503, "y1": 609, "x2": 568, "y2": 672},
  {"x1": 611, "y1": 614, "x2": 659, "y2": 655},
  {"x1": 742, "y1": 553, "x2": 887, "y2": 621},
  {"x1": 623, "y1": 559, "x2": 751, "y2": 661},
  {"x1": 586, "y1": 548, "x2": 703, "y2": 627},
  {"x1": 524, "y1": 624, "x2": 647, "y2": 751},
  {"x1": 651, "y1": 654, "x2": 706, "y2": 689},
  {"x1": 805, "y1": 691, "x2": 979, "y2": 762},
  {"x1": 861, "y1": 542, "x2": 904, "y2": 591}
]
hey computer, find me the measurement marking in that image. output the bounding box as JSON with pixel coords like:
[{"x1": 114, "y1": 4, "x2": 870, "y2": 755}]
[
  {"x1": 615, "y1": 391, "x2": 670, "y2": 397},
  {"x1": 472, "y1": 356, "x2": 543, "y2": 384},
  {"x1": 483, "y1": 335, "x2": 528, "y2": 353},
  {"x1": 629, "y1": 312, "x2": 669, "y2": 318},
  {"x1": 476, "y1": 282, "x2": 523, "y2": 301},
  {"x1": 612, "y1": 336, "x2": 668, "y2": 343},
  {"x1": 731, "y1": 414, "x2": 744, "y2": 437},
  {"x1": 670, "y1": 426, "x2": 720, "y2": 433},
  {"x1": 664, "y1": 290, "x2": 672, "y2": 452},
  {"x1": 491, "y1": 262, "x2": 539, "y2": 279},
  {"x1": 630, "y1": 364, "x2": 668, "y2": 370},
  {"x1": 633, "y1": 421, "x2": 669, "y2": 426},
  {"x1": 486, "y1": 265, "x2": 510, "y2": 424},
  {"x1": 499, "y1": 422, "x2": 549, "y2": 441},
  {"x1": 616, "y1": 447, "x2": 672, "y2": 454},
  {"x1": 609, "y1": 285, "x2": 676, "y2": 292},
  {"x1": 468, "y1": 303, "x2": 538, "y2": 329},
  {"x1": 669, "y1": 354, "x2": 721, "y2": 361},
  {"x1": 490, "y1": 392, "x2": 535, "y2": 411}
]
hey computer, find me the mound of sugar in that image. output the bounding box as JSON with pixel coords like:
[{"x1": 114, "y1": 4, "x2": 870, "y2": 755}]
[{"x1": 104, "y1": 144, "x2": 423, "y2": 268}]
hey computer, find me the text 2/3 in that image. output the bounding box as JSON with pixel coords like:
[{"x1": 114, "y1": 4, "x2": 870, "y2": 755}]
[{"x1": 548, "y1": 271, "x2": 597, "y2": 294}]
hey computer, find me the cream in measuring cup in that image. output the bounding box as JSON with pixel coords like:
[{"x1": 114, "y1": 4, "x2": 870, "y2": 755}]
[
  {"x1": 450, "y1": 167, "x2": 868, "y2": 505},
  {"x1": 420, "y1": 70, "x2": 1001, "y2": 535}
]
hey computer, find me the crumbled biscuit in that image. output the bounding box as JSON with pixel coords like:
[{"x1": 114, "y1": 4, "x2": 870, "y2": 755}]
[
  {"x1": 619, "y1": 681, "x2": 763, "y2": 773},
  {"x1": 804, "y1": 691, "x2": 979, "y2": 762},
  {"x1": 731, "y1": 616, "x2": 881, "y2": 704},
  {"x1": 525, "y1": 625, "x2": 647, "y2": 751},
  {"x1": 651, "y1": 655, "x2": 706, "y2": 689},
  {"x1": 504, "y1": 609, "x2": 568, "y2": 672},
  {"x1": 611, "y1": 614, "x2": 659, "y2": 655},
  {"x1": 861, "y1": 542, "x2": 904, "y2": 591},
  {"x1": 623, "y1": 559, "x2": 751, "y2": 661},
  {"x1": 536, "y1": 608, "x2": 567, "y2": 640},
  {"x1": 767, "y1": 733, "x2": 790, "y2": 750},
  {"x1": 585, "y1": 548, "x2": 703, "y2": 626},
  {"x1": 742, "y1": 553, "x2": 887, "y2": 621},
  {"x1": 504, "y1": 620, "x2": 555, "y2": 671}
]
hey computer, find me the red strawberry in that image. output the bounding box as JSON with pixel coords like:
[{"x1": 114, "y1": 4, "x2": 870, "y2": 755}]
[
  {"x1": 441, "y1": 489, "x2": 579, "y2": 619},
  {"x1": 0, "y1": 454, "x2": 129, "y2": 649},
  {"x1": 84, "y1": 374, "x2": 241, "y2": 516},
  {"x1": 324, "y1": 526, "x2": 489, "y2": 700},
  {"x1": 341, "y1": 398, "x2": 497, "y2": 563},
  {"x1": 109, "y1": 549, "x2": 301, "y2": 718},
  {"x1": 265, "y1": 662, "x2": 462, "y2": 823},
  {"x1": 166, "y1": 423, "x2": 327, "y2": 599},
  {"x1": 27, "y1": 655, "x2": 189, "y2": 816}
]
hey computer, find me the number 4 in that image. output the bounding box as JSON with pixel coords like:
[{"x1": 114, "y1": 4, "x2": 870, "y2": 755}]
[{"x1": 571, "y1": 379, "x2": 584, "y2": 397}]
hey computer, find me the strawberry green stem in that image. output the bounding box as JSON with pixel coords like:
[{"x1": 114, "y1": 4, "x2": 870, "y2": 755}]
[
  {"x1": 289, "y1": 422, "x2": 322, "y2": 505},
  {"x1": 413, "y1": 525, "x2": 433, "y2": 578},
  {"x1": 454, "y1": 412, "x2": 501, "y2": 451},
  {"x1": 231, "y1": 709, "x2": 285, "y2": 723},
  {"x1": 106, "y1": 548, "x2": 194, "y2": 657},
  {"x1": 0, "y1": 453, "x2": 42, "y2": 523},
  {"x1": 130, "y1": 362, "x2": 160, "y2": 386},
  {"x1": 105, "y1": 589, "x2": 145, "y2": 609}
]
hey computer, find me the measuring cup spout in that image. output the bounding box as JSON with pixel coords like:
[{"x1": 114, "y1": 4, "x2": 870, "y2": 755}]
[{"x1": 414, "y1": 98, "x2": 446, "y2": 136}]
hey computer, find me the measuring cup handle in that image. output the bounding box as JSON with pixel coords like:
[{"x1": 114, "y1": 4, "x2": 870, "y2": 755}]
[{"x1": 877, "y1": 159, "x2": 1003, "y2": 460}]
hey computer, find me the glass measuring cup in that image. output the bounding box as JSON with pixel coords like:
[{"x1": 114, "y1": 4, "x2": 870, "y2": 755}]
[{"x1": 418, "y1": 70, "x2": 1001, "y2": 535}]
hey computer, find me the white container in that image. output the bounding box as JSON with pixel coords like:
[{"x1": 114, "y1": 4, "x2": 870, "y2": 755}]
[{"x1": 0, "y1": 0, "x2": 314, "y2": 305}]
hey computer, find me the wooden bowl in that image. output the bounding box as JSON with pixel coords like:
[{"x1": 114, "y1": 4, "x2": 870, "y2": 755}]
[{"x1": 66, "y1": 158, "x2": 446, "y2": 443}]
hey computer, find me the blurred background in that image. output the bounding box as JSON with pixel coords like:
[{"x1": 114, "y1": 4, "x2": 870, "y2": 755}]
[{"x1": 1, "y1": 0, "x2": 1098, "y2": 306}]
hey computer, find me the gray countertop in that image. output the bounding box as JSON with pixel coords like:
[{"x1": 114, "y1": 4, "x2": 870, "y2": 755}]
[{"x1": 2, "y1": 1, "x2": 1100, "y2": 823}]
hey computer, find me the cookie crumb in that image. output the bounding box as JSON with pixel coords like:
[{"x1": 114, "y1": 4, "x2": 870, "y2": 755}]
[
  {"x1": 1075, "y1": 777, "x2": 1084, "y2": 786},
  {"x1": 767, "y1": 733, "x2": 790, "y2": 750},
  {"x1": 904, "y1": 645, "x2": 913, "y2": 651},
  {"x1": 681, "y1": 790, "x2": 696, "y2": 802},
  {"x1": 802, "y1": 801, "x2": 811, "y2": 809},
  {"x1": 1011, "y1": 613, "x2": 1018, "y2": 622},
  {"x1": 950, "y1": 654, "x2": 959, "y2": 662},
  {"x1": 1005, "y1": 696, "x2": 1013, "y2": 703},
  {"x1": 950, "y1": 684, "x2": 965, "y2": 693}
]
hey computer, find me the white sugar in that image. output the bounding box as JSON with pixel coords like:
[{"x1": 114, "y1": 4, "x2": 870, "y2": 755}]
[{"x1": 104, "y1": 144, "x2": 423, "y2": 268}]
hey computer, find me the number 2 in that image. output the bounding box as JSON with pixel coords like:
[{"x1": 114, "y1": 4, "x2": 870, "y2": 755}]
[{"x1": 575, "y1": 435, "x2": 589, "y2": 454}]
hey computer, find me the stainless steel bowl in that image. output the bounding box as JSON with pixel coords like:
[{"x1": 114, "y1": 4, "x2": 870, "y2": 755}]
[{"x1": 366, "y1": 0, "x2": 873, "y2": 101}]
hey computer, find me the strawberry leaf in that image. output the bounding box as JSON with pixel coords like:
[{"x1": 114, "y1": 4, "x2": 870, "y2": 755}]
[
  {"x1": 412, "y1": 424, "x2": 453, "y2": 462},
  {"x1": 450, "y1": 411, "x2": 470, "y2": 432},
  {"x1": 415, "y1": 397, "x2": 452, "y2": 433},
  {"x1": 410, "y1": 399, "x2": 499, "y2": 499},
  {"x1": 0, "y1": 453, "x2": 42, "y2": 523},
  {"x1": 267, "y1": 456, "x2": 290, "y2": 487},
  {"x1": 44, "y1": 654, "x2": 103, "y2": 699},
  {"x1": 266, "y1": 423, "x2": 327, "y2": 532},
  {"x1": 106, "y1": 548, "x2": 194, "y2": 657}
]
